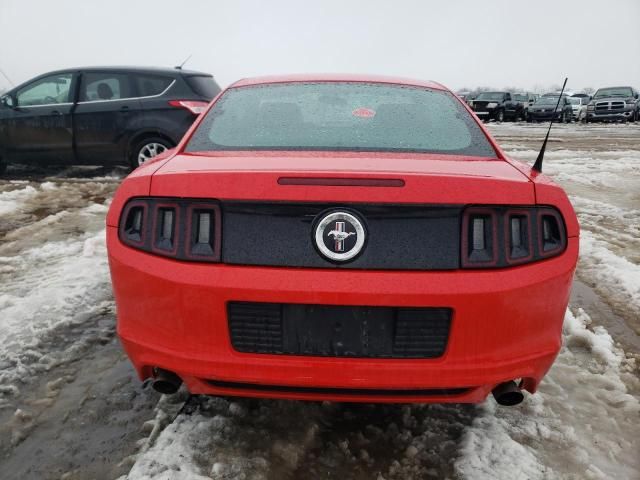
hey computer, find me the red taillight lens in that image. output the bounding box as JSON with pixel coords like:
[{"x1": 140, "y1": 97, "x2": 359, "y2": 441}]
[
  {"x1": 538, "y1": 208, "x2": 566, "y2": 257},
  {"x1": 119, "y1": 201, "x2": 148, "y2": 247},
  {"x1": 168, "y1": 100, "x2": 209, "y2": 115},
  {"x1": 119, "y1": 198, "x2": 220, "y2": 262},
  {"x1": 461, "y1": 208, "x2": 498, "y2": 267},
  {"x1": 186, "y1": 204, "x2": 221, "y2": 260},
  {"x1": 462, "y1": 206, "x2": 566, "y2": 269}
]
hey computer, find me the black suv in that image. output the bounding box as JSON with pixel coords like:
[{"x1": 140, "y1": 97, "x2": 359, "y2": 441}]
[
  {"x1": 0, "y1": 66, "x2": 221, "y2": 173},
  {"x1": 469, "y1": 91, "x2": 523, "y2": 122}
]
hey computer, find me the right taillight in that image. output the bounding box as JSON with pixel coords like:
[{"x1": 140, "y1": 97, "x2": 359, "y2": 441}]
[
  {"x1": 462, "y1": 206, "x2": 566, "y2": 268},
  {"x1": 168, "y1": 100, "x2": 209, "y2": 115},
  {"x1": 119, "y1": 198, "x2": 221, "y2": 262},
  {"x1": 538, "y1": 208, "x2": 566, "y2": 257}
]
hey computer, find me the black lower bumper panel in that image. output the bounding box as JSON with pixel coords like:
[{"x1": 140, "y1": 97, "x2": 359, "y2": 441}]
[{"x1": 205, "y1": 379, "x2": 470, "y2": 397}]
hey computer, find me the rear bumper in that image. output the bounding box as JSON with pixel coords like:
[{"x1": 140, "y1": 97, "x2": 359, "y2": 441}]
[{"x1": 108, "y1": 226, "x2": 578, "y2": 403}]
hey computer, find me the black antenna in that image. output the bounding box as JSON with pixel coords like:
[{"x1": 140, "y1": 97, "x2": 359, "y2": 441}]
[
  {"x1": 532, "y1": 77, "x2": 568, "y2": 173},
  {"x1": 175, "y1": 54, "x2": 192, "y2": 70}
]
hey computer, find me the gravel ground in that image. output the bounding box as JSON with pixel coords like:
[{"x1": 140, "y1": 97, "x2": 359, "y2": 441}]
[{"x1": 0, "y1": 123, "x2": 638, "y2": 479}]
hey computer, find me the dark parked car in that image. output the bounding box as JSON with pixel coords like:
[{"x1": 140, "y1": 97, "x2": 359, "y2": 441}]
[
  {"x1": 528, "y1": 96, "x2": 573, "y2": 123},
  {"x1": 0, "y1": 66, "x2": 221, "y2": 173},
  {"x1": 586, "y1": 86, "x2": 639, "y2": 123},
  {"x1": 469, "y1": 91, "x2": 523, "y2": 122}
]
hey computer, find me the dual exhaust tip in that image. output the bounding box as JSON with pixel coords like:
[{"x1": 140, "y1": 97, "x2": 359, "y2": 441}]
[
  {"x1": 151, "y1": 368, "x2": 183, "y2": 395},
  {"x1": 151, "y1": 368, "x2": 525, "y2": 407},
  {"x1": 492, "y1": 380, "x2": 524, "y2": 406}
]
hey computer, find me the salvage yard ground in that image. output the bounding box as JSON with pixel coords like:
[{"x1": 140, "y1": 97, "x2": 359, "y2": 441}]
[{"x1": 0, "y1": 123, "x2": 638, "y2": 479}]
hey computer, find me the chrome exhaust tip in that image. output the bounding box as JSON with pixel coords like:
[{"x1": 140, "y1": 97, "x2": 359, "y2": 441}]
[
  {"x1": 492, "y1": 380, "x2": 524, "y2": 406},
  {"x1": 151, "y1": 368, "x2": 182, "y2": 395}
]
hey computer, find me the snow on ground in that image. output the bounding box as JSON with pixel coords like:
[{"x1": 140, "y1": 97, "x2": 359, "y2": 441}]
[
  {"x1": 0, "y1": 178, "x2": 119, "y2": 406},
  {"x1": 0, "y1": 184, "x2": 39, "y2": 216},
  {"x1": 455, "y1": 308, "x2": 639, "y2": 480}
]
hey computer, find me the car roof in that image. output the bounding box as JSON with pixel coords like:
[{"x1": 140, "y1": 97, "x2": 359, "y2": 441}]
[
  {"x1": 230, "y1": 74, "x2": 448, "y2": 91},
  {"x1": 44, "y1": 66, "x2": 212, "y2": 76}
]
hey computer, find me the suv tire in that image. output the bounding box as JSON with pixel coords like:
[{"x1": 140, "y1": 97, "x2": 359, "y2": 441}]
[
  {"x1": 496, "y1": 109, "x2": 505, "y2": 122},
  {"x1": 130, "y1": 137, "x2": 173, "y2": 170}
]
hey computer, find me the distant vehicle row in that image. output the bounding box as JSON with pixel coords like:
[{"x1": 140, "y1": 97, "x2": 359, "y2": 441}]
[{"x1": 461, "y1": 86, "x2": 640, "y2": 123}]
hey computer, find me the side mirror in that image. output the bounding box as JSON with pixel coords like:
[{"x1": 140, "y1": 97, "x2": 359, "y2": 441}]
[{"x1": 1, "y1": 95, "x2": 15, "y2": 109}]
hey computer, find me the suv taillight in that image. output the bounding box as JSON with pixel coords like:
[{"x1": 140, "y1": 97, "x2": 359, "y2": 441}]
[
  {"x1": 119, "y1": 198, "x2": 221, "y2": 262},
  {"x1": 168, "y1": 100, "x2": 209, "y2": 115},
  {"x1": 462, "y1": 206, "x2": 566, "y2": 268}
]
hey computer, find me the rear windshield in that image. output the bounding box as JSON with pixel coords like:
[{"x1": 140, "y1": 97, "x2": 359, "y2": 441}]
[
  {"x1": 186, "y1": 82, "x2": 496, "y2": 157},
  {"x1": 184, "y1": 75, "x2": 221, "y2": 98}
]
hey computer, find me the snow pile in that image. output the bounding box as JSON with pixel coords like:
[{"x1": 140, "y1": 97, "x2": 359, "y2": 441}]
[
  {"x1": 455, "y1": 308, "x2": 639, "y2": 479},
  {"x1": 0, "y1": 185, "x2": 39, "y2": 216},
  {"x1": 578, "y1": 230, "x2": 640, "y2": 319},
  {"x1": 126, "y1": 397, "x2": 326, "y2": 480},
  {"x1": 0, "y1": 201, "x2": 114, "y2": 405}
]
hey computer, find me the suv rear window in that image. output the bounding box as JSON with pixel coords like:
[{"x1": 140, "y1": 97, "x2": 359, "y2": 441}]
[
  {"x1": 135, "y1": 74, "x2": 173, "y2": 97},
  {"x1": 186, "y1": 82, "x2": 496, "y2": 157},
  {"x1": 184, "y1": 75, "x2": 221, "y2": 98}
]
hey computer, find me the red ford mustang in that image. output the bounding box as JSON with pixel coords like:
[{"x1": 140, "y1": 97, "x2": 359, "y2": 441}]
[{"x1": 106, "y1": 74, "x2": 579, "y2": 406}]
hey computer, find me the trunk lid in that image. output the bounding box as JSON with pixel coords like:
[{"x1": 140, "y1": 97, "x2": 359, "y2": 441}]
[{"x1": 150, "y1": 152, "x2": 534, "y2": 204}]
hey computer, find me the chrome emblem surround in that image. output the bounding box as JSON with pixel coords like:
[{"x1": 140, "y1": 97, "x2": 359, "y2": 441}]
[{"x1": 314, "y1": 211, "x2": 366, "y2": 262}]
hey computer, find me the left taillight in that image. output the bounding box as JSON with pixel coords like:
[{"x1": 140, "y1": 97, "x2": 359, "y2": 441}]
[
  {"x1": 168, "y1": 100, "x2": 209, "y2": 115},
  {"x1": 118, "y1": 198, "x2": 221, "y2": 262}
]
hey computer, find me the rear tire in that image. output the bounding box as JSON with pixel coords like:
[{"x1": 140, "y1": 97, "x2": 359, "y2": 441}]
[
  {"x1": 496, "y1": 109, "x2": 505, "y2": 122},
  {"x1": 130, "y1": 136, "x2": 173, "y2": 170}
]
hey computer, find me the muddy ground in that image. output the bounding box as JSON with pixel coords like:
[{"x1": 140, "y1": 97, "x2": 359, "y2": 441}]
[{"x1": 0, "y1": 123, "x2": 638, "y2": 479}]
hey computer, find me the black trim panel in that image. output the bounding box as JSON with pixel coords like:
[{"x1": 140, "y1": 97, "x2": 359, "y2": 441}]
[
  {"x1": 205, "y1": 379, "x2": 471, "y2": 397},
  {"x1": 221, "y1": 202, "x2": 462, "y2": 270},
  {"x1": 227, "y1": 301, "x2": 452, "y2": 359}
]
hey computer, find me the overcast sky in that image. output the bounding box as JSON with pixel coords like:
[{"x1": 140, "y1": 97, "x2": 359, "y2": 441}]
[{"x1": 1, "y1": 0, "x2": 639, "y2": 93}]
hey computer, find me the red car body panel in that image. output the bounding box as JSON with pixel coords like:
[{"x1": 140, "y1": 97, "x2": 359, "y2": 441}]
[{"x1": 106, "y1": 75, "x2": 579, "y2": 403}]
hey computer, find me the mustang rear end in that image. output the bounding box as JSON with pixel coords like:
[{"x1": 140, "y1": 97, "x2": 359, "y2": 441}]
[{"x1": 106, "y1": 75, "x2": 579, "y2": 405}]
